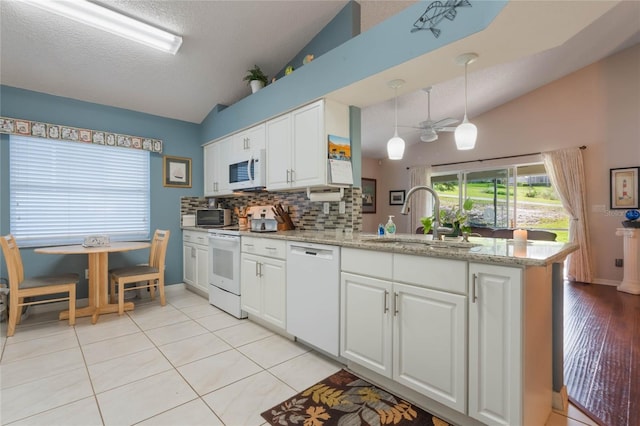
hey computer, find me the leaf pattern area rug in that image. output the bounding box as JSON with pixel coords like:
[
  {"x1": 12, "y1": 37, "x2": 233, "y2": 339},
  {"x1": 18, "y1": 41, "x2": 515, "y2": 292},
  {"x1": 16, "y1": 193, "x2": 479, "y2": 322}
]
[{"x1": 261, "y1": 369, "x2": 451, "y2": 426}]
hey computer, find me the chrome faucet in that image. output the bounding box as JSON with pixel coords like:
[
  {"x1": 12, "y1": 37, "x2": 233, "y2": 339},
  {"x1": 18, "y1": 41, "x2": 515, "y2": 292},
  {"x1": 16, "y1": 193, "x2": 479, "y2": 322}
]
[{"x1": 401, "y1": 185, "x2": 452, "y2": 240}]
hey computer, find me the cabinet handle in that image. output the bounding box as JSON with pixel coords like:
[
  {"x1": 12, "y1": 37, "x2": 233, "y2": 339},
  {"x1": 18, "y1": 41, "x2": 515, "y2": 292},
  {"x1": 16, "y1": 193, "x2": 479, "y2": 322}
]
[
  {"x1": 394, "y1": 292, "x2": 399, "y2": 316},
  {"x1": 286, "y1": 169, "x2": 290, "y2": 183},
  {"x1": 265, "y1": 246, "x2": 277, "y2": 251},
  {"x1": 384, "y1": 290, "x2": 389, "y2": 313},
  {"x1": 255, "y1": 262, "x2": 259, "y2": 277},
  {"x1": 472, "y1": 273, "x2": 478, "y2": 303},
  {"x1": 258, "y1": 262, "x2": 263, "y2": 277}
]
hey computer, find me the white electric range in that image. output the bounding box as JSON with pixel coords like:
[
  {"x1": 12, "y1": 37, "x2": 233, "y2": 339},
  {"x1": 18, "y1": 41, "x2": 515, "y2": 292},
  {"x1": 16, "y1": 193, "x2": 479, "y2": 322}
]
[{"x1": 207, "y1": 227, "x2": 247, "y2": 318}]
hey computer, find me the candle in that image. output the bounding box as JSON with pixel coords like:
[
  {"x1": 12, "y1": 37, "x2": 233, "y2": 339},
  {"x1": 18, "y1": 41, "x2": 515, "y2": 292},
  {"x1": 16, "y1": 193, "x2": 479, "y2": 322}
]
[
  {"x1": 514, "y1": 243, "x2": 527, "y2": 257},
  {"x1": 514, "y1": 229, "x2": 528, "y2": 242}
]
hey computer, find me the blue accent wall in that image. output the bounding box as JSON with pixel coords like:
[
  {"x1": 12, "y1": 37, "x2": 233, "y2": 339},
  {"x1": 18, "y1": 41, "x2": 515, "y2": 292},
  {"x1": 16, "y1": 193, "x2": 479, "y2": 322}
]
[
  {"x1": 0, "y1": 86, "x2": 201, "y2": 298},
  {"x1": 199, "y1": 1, "x2": 507, "y2": 143},
  {"x1": 273, "y1": 1, "x2": 361, "y2": 80},
  {"x1": 0, "y1": 0, "x2": 508, "y2": 298}
]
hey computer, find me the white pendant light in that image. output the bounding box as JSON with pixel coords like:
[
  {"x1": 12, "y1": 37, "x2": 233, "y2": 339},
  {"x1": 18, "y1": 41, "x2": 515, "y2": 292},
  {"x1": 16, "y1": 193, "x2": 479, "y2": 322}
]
[
  {"x1": 454, "y1": 53, "x2": 478, "y2": 150},
  {"x1": 18, "y1": 0, "x2": 183, "y2": 55},
  {"x1": 387, "y1": 79, "x2": 406, "y2": 160}
]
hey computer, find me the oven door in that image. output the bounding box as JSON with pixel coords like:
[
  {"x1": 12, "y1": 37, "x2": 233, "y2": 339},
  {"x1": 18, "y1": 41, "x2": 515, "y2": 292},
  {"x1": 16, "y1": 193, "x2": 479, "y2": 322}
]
[{"x1": 208, "y1": 233, "x2": 240, "y2": 294}]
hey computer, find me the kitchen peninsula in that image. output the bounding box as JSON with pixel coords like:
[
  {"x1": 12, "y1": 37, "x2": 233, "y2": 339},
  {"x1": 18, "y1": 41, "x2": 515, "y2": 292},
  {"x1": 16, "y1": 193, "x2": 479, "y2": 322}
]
[{"x1": 235, "y1": 230, "x2": 578, "y2": 426}]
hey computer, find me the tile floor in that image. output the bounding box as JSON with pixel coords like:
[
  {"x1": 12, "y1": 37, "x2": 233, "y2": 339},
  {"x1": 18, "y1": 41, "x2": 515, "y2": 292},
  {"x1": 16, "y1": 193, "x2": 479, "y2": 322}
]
[{"x1": 1, "y1": 284, "x2": 598, "y2": 426}]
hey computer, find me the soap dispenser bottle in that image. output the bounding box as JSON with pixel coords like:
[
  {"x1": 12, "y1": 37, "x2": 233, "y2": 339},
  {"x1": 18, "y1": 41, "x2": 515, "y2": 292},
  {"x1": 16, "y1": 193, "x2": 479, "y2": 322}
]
[{"x1": 385, "y1": 215, "x2": 396, "y2": 236}]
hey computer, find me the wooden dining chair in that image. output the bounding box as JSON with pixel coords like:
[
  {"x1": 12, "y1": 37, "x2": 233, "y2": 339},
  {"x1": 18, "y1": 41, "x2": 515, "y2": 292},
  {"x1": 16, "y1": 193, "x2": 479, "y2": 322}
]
[
  {"x1": 0, "y1": 234, "x2": 78, "y2": 337},
  {"x1": 109, "y1": 230, "x2": 170, "y2": 315}
]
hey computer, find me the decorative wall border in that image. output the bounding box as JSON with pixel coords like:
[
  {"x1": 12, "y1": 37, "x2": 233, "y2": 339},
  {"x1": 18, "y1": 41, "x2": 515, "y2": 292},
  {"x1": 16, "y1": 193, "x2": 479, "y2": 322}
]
[{"x1": 0, "y1": 116, "x2": 163, "y2": 153}]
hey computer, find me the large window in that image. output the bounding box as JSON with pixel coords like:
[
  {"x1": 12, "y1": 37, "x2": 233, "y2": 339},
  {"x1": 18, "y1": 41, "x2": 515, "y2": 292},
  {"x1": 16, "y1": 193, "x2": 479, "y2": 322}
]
[
  {"x1": 10, "y1": 136, "x2": 150, "y2": 247},
  {"x1": 432, "y1": 163, "x2": 569, "y2": 241}
]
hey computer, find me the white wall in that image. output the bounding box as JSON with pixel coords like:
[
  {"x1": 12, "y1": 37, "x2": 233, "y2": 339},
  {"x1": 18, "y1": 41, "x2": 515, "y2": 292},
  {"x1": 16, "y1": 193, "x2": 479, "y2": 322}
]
[{"x1": 363, "y1": 44, "x2": 640, "y2": 283}]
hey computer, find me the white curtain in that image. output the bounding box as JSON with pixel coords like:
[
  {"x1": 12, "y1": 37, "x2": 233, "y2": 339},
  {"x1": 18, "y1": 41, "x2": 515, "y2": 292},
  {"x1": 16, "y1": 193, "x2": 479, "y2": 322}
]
[
  {"x1": 408, "y1": 166, "x2": 431, "y2": 234},
  {"x1": 542, "y1": 147, "x2": 592, "y2": 283}
]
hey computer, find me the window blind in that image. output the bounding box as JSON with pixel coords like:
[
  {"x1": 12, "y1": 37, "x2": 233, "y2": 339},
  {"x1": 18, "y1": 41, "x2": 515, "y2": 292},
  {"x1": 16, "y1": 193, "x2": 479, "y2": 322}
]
[{"x1": 10, "y1": 135, "x2": 150, "y2": 247}]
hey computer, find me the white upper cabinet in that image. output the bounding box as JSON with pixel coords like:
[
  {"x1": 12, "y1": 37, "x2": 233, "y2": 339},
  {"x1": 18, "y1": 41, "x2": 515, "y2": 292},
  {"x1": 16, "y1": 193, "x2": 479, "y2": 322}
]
[
  {"x1": 265, "y1": 114, "x2": 291, "y2": 190},
  {"x1": 204, "y1": 98, "x2": 348, "y2": 196},
  {"x1": 230, "y1": 123, "x2": 265, "y2": 154},
  {"x1": 266, "y1": 99, "x2": 349, "y2": 191},
  {"x1": 291, "y1": 101, "x2": 324, "y2": 188},
  {"x1": 204, "y1": 137, "x2": 232, "y2": 197}
]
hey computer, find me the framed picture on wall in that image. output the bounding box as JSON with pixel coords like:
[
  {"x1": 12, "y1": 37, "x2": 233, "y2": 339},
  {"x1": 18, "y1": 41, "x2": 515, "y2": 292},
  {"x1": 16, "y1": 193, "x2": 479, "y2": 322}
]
[
  {"x1": 362, "y1": 178, "x2": 376, "y2": 214},
  {"x1": 389, "y1": 190, "x2": 405, "y2": 206},
  {"x1": 163, "y1": 155, "x2": 192, "y2": 188},
  {"x1": 610, "y1": 167, "x2": 639, "y2": 209}
]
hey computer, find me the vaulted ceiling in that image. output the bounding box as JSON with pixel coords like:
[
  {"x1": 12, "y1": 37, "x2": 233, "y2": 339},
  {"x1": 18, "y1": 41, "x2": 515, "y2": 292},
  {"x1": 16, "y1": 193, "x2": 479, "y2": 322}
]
[{"x1": 1, "y1": 1, "x2": 638, "y2": 159}]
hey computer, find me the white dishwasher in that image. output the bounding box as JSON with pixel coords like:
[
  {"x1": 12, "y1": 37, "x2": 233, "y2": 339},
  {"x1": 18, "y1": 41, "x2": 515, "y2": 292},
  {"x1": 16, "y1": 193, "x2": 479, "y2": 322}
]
[{"x1": 286, "y1": 241, "x2": 340, "y2": 356}]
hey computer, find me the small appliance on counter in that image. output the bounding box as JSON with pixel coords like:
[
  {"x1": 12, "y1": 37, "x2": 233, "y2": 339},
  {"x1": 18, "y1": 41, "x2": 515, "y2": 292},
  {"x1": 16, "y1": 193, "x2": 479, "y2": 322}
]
[
  {"x1": 196, "y1": 208, "x2": 231, "y2": 228},
  {"x1": 181, "y1": 214, "x2": 196, "y2": 227},
  {"x1": 247, "y1": 205, "x2": 278, "y2": 233}
]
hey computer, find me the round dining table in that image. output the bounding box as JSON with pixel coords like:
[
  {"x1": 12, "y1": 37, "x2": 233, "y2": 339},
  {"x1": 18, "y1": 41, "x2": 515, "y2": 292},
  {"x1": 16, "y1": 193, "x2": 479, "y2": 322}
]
[{"x1": 35, "y1": 241, "x2": 151, "y2": 323}]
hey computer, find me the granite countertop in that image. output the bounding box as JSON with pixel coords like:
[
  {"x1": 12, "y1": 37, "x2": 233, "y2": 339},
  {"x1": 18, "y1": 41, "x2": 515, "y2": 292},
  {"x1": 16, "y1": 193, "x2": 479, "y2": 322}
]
[
  {"x1": 182, "y1": 226, "x2": 577, "y2": 267},
  {"x1": 238, "y1": 230, "x2": 579, "y2": 267}
]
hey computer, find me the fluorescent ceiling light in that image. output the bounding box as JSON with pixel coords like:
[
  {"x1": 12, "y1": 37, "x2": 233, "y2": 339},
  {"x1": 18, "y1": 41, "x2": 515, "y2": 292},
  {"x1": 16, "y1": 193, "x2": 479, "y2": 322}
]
[{"x1": 19, "y1": 0, "x2": 183, "y2": 55}]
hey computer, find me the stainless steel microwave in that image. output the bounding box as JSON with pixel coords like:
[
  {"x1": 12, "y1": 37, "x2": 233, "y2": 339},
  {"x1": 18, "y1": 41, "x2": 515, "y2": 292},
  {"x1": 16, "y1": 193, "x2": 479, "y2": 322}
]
[
  {"x1": 196, "y1": 209, "x2": 231, "y2": 227},
  {"x1": 228, "y1": 149, "x2": 266, "y2": 191}
]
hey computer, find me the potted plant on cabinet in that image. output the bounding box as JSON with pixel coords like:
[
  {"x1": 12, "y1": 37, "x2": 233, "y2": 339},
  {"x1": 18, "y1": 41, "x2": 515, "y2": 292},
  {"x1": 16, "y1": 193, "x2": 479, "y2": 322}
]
[{"x1": 244, "y1": 65, "x2": 268, "y2": 93}]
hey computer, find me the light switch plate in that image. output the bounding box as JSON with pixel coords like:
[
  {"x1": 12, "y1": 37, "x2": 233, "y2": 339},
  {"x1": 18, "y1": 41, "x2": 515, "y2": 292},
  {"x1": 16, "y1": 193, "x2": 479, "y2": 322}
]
[
  {"x1": 323, "y1": 202, "x2": 330, "y2": 214},
  {"x1": 339, "y1": 201, "x2": 346, "y2": 214}
]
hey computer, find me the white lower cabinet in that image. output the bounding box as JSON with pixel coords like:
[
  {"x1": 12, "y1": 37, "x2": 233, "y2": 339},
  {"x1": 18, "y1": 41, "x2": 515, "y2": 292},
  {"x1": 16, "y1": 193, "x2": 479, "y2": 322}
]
[
  {"x1": 468, "y1": 262, "x2": 523, "y2": 426},
  {"x1": 341, "y1": 272, "x2": 393, "y2": 376},
  {"x1": 393, "y1": 282, "x2": 466, "y2": 412},
  {"x1": 182, "y1": 230, "x2": 209, "y2": 296},
  {"x1": 240, "y1": 237, "x2": 286, "y2": 330},
  {"x1": 340, "y1": 249, "x2": 467, "y2": 413}
]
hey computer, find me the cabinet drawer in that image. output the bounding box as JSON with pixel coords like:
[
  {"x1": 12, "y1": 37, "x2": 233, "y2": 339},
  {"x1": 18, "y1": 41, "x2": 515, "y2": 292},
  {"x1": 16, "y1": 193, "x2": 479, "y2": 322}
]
[
  {"x1": 241, "y1": 236, "x2": 286, "y2": 259},
  {"x1": 394, "y1": 254, "x2": 467, "y2": 294},
  {"x1": 183, "y1": 230, "x2": 209, "y2": 246},
  {"x1": 342, "y1": 247, "x2": 392, "y2": 280}
]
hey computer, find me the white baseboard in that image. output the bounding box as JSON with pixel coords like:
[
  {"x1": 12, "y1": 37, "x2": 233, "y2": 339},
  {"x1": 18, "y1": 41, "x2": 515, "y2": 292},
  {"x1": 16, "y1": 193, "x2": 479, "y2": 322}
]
[
  {"x1": 552, "y1": 386, "x2": 569, "y2": 411},
  {"x1": 590, "y1": 278, "x2": 621, "y2": 287}
]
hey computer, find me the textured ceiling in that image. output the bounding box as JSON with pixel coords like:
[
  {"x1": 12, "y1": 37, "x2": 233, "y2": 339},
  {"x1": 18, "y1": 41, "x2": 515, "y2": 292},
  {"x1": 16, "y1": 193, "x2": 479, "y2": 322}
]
[
  {"x1": 0, "y1": 0, "x2": 353, "y2": 123},
  {"x1": 1, "y1": 1, "x2": 639, "y2": 159}
]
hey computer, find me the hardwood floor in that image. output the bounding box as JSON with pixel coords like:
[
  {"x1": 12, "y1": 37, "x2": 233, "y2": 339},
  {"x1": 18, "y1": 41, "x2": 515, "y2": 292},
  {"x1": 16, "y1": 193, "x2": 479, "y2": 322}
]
[{"x1": 564, "y1": 281, "x2": 640, "y2": 426}]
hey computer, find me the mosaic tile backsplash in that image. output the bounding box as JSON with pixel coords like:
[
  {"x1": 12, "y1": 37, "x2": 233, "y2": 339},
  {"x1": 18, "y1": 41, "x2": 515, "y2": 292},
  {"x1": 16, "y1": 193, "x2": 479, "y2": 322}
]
[{"x1": 181, "y1": 187, "x2": 362, "y2": 232}]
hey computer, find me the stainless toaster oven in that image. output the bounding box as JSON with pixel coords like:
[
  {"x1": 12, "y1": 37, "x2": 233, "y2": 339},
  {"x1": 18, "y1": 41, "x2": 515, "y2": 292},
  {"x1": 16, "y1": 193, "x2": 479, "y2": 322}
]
[{"x1": 196, "y1": 209, "x2": 231, "y2": 227}]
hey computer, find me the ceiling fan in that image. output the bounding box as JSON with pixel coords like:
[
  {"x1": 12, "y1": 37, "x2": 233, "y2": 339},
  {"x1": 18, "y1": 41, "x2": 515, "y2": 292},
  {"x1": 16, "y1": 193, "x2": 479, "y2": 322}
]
[{"x1": 407, "y1": 87, "x2": 459, "y2": 142}]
